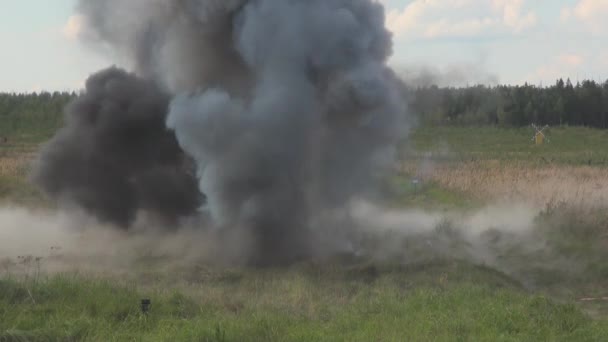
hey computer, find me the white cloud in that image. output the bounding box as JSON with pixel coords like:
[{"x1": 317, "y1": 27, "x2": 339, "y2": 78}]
[
  {"x1": 600, "y1": 51, "x2": 608, "y2": 67},
  {"x1": 526, "y1": 54, "x2": 587, "y2": 84},
  {"x1": 63, "y1": 15, "x2": 86, "y2": 40},
  {"x1": 558, "y1": 54, "x2": 584, "y2": 67},
  {"x1": 492, "y1": 0, "x2": 537, "y2": 32},
  {"x1": 424, "y1": 17, "x2": 496, "y2": 38},
  {"x1": 561, "y1": 0, "x2": 608, "y2": 33},
  {"x1": 381, "y1": 0, "x2": 537, "y2": 39}
]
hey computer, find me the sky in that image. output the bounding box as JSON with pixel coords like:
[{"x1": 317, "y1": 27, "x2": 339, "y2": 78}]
[{"x1": 0, "y1": 0, "x2": 606, "y2": 92}]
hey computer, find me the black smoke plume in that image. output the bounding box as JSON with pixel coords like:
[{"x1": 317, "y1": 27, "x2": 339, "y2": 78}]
[
  {"x1": 33, "y1": 68, "x2": 202, "y2": 227},
  {"x1": 34, "y1": 0, "x2": 408, "y2": 264}
]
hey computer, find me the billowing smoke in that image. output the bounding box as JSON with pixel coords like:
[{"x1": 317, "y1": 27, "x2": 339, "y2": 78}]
[
  {"x1": 34, "y1": 0, "x2": 408, "y2": 264},
  {"x1": 32, "y1": 68, "x2": 202, "y2": 227}
]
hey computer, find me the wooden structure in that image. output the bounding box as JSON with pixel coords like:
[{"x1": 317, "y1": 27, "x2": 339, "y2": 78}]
[{"x1": 532, "y1": 124, "x2": 549, "y2": 145}]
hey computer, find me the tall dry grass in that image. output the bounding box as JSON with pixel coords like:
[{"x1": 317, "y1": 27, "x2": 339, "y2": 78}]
[
  {"x1": 401, "y1": 160, "x2": 608, "y2": 208},
  {"x1": 0, "y1": 153, "x2": 34, "y2": 178}
]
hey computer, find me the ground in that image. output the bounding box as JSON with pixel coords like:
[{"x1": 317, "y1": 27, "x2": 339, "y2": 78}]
[{"x1": 1, "y1": 125, "x2": 608, "y2": 341}]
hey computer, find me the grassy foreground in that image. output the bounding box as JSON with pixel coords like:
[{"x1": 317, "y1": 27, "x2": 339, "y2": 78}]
[
  {"x1": 2, "y1": 261, "x2": 608, "y2": 342},
  {"x1": 3, "y1": 125, "x2": 608, "y2": 340}
]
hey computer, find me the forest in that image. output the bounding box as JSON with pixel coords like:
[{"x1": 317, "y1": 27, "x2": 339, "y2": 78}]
[
  {"x1": 407, "y1": 79, "x2": 608, "y2": 128},
  {"x1": 0, "y1": 91, "x2": 75, "y2": 140}
]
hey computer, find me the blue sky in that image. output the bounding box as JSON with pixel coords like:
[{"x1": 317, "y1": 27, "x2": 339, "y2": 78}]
[{"x1": 1, "y1": 0, "x2": 607, "y2": 92}]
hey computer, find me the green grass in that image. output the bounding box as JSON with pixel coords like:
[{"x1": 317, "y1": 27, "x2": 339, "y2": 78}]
[
  {"x1": 408, "y1": 126, "x2": 608, "y2": 165},
  {"x1": 2, "y1": 261, "x2": 608, "y2": 342}
]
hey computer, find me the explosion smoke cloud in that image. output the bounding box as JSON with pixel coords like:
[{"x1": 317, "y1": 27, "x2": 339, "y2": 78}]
[
  {"x1": 33, "y1": 68, "x2": 202, "y2": 227},
  {"x1": 34, "y1": 0, "x2": 408, "y2": 264}
]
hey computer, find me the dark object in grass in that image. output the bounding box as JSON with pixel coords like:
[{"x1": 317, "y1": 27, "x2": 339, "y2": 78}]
[{"x1": 141, "y1": 299, "x2": 151, "y2": 314}]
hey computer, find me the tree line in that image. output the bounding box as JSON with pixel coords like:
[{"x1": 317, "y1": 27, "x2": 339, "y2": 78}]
[
  {"x1": 2, "y1": 79, "x2": 608, "y2": 137},
  {"x1": 405, "y1": 79, "x2": 608, "y2": 128},
  {"x1": 0, "y1": 91, "x2": 75, "y2": 139}
]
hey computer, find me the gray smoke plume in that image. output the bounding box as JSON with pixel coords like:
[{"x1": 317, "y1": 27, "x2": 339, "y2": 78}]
[
  {"x1": 35, "y1": 0, "x2": 408, "y2": 264},
  {"x1": 75, "y1": 0, "x2": 251, "y2": 94}
]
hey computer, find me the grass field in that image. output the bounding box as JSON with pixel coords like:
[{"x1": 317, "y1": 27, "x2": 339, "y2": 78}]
[
  {"x1": 2, "y1": 262, "x2": 608, "y2": 342},
  {"x1": 407, "y1": 126, "x2": 608, "y2": 166},
  {"x1": 2, "y1": 124, "x2": 608, "y2": 341}
]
